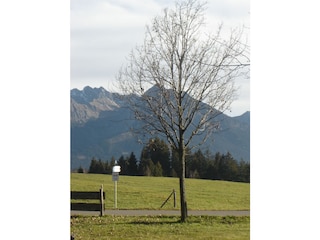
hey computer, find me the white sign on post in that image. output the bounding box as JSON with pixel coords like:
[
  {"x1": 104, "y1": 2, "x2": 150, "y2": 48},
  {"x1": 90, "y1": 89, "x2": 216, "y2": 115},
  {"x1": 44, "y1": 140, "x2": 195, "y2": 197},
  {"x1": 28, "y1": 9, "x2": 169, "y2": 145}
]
[
  {"x1": 112, "y1": 172, "x2": 119, "y2": 181},
  {"x1": 112, "y1": 165, "x2": 121, "y2": 173},
  {"x1": 112, "y1": 165, "x2": 120, "y2": 182},
  {"x1": 112, "y1": 165, "x2": 121, "y2": 209}
]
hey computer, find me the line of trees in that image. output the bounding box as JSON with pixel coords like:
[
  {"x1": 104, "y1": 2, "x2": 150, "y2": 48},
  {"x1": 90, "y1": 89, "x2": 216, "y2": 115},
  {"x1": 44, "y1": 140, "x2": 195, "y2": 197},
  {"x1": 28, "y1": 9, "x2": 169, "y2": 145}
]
[{"x1": 84, "y1": 137, "x2": 249, "y2": 183}]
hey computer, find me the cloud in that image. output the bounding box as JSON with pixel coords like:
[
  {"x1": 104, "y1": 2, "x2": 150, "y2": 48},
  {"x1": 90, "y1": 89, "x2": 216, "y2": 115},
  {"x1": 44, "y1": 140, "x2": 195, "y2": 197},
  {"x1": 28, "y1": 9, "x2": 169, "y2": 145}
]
[
  {"x1": 70, "y1": 0, "x2": 250, "y2": 115},
  {"x1": 230, "y1": 76, "x2": 250, "y2": 116},
  {"x1": 71, "y1": 0, "x2": 162, "y2": 30},
  {"x1": 70, "y1": 0, "x2": 156, "y2": 88},
  {"x1": 207, "y1": 0, "x2": 250, "y2": 18}
]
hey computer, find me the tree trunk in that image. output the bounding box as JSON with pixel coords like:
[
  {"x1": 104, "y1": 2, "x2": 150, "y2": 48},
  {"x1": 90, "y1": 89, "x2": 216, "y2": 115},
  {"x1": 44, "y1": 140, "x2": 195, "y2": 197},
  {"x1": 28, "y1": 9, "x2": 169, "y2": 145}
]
[{"x1": 179, "y1": 145, "x2": 187, "y2": 222}]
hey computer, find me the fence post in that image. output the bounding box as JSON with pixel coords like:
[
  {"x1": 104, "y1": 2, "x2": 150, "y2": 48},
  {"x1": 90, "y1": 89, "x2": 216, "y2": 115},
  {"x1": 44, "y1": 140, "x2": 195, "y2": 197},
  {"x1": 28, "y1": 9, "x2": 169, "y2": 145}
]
[
  {"x1": 160, "y1": 189, "x2": 176, "y2": 209},
  {"x1": 100, "y1": 185, "x2": 104, "y2": 216}
]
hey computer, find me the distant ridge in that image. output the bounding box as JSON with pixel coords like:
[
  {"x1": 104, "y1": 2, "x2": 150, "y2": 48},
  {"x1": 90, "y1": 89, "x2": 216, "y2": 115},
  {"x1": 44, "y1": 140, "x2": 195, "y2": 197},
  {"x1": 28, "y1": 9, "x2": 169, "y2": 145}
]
[
  {"x1": 233, "y1": 111, "x2": 250, "y2": 124},
  {"x1": 71, "y1": 86, "x2": 250, "y2": 169}
]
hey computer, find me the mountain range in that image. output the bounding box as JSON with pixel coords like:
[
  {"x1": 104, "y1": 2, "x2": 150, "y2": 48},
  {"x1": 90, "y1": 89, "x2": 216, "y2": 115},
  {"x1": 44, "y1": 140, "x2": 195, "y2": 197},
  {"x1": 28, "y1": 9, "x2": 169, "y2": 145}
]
[{"x1": 71, "y1": 86, "x2": 250, "y2": 170}]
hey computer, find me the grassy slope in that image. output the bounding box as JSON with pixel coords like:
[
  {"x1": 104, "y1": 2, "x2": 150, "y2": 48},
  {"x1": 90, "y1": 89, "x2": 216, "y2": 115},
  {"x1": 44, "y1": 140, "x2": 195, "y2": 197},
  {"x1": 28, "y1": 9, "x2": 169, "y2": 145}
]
[{"x1": 71, "y1": 173, "x2": 250, "y2": 210}]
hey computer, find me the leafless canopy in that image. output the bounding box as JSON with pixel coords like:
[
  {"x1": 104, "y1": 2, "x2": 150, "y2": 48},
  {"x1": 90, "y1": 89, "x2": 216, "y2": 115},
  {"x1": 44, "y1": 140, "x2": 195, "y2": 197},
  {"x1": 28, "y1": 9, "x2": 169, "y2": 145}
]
[{"x1": 117, "y1": 0, "x2": 249, "y2": 151}]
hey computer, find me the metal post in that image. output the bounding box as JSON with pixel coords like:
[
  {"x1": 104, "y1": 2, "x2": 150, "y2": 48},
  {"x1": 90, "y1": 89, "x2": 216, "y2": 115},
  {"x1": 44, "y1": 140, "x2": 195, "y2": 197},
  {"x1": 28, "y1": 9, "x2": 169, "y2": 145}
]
[{"x1": 114, "y1": 180, "x2": 117, "y2": 209}]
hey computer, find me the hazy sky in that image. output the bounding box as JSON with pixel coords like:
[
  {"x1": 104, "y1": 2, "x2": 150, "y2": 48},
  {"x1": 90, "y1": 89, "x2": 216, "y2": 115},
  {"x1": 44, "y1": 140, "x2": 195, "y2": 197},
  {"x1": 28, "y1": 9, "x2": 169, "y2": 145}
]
[{"x1": 70, "y1": 0, "x2": 250, "y2": 116}]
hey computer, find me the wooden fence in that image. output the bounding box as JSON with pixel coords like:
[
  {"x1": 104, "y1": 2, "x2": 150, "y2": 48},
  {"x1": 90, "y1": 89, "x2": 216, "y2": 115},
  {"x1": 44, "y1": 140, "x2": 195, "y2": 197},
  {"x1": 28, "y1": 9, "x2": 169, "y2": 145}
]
[
  {"x1": 71, "y1": 186, "x2": 105, "y2": 216},
  {"x1": 160, "y1": 189, "x2": 176, "y2": 209}
]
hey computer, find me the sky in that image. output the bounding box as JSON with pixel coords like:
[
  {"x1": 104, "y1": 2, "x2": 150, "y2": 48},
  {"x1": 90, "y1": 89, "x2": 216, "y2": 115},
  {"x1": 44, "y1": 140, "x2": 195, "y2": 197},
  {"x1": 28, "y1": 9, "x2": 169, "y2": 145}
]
[{"x1": 70, "y1": 0, "x2": 250, "y2": 117}]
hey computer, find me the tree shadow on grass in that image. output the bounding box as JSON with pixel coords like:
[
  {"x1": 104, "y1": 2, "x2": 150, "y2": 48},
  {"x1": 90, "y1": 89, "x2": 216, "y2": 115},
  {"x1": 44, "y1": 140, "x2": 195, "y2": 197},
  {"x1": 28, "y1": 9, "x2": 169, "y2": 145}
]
[
  {"x1": 128, "y1": 216, "x2": 205, "y2": 225},
  {"x1": 129, "y1": 220, "x2": 181, "y2": 225},
  {"x1": 128, "y1": 216, "x2": 249, "y2": 225},
  {"x1": 71, "y1": 215, "x2": 242, "y2": 226},
  {"x1": 71, "y1": 215, "x2": 185, "y2": 226},
  {"x1": 127, "y1": 215, "x2": 183, "y2": 225}
]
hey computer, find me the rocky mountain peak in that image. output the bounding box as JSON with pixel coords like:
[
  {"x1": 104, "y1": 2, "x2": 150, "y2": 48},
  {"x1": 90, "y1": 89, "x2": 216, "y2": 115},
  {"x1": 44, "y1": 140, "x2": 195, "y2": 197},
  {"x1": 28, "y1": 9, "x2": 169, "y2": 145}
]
[{"x1": 71, "y1": 86, "x2": 120, "y2": 125}]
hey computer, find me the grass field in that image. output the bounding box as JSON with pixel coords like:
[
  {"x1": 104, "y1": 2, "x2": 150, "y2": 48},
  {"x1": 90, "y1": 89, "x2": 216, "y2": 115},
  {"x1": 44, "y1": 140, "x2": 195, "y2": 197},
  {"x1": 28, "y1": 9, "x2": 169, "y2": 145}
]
[
  {"x1": 71, "y1": 173, "x2": 250, "y2": 239},
  {"x1": 71, "y1": 215, "x2": 250, "y2": 240},
  {"x1": 71, "y1": 173, "x2": 250, "y2": 210}
]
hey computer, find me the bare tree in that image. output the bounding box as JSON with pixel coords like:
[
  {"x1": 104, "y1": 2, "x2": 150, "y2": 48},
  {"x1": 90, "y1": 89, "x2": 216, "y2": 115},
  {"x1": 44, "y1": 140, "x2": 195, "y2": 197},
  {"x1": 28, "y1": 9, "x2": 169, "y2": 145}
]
[{"x1": 116, "y1": 0, "x2": 249, "y2": 222}]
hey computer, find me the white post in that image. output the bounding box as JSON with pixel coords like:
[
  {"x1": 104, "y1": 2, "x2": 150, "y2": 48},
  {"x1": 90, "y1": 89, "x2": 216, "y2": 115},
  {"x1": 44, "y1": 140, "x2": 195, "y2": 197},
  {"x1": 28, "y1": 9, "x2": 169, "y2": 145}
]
[
  {"x1": 112, "y1": 165, "x2": 121, "y2": 209},
  {"x1": 114, "y1": 180, "x2": 117, "y2": 209}
]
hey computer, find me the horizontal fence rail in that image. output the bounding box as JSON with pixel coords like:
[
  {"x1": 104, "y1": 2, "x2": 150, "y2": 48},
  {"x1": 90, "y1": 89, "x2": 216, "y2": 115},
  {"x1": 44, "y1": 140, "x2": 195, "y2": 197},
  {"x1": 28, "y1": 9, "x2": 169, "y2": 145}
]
[
  {"x1": 71, "y1": 203, "x2": 103, "y2": 211},
  {"x1": 71, "y1": 191, "x2": 105, "y2": 200}
]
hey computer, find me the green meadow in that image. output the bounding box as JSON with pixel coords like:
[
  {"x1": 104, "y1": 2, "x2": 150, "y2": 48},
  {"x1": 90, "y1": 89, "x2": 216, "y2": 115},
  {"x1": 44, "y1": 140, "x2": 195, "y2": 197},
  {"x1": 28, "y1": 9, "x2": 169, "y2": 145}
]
[
  {"x1": 71, "y1": 215, "x2": 250, "y2": 240},
  {"x1": 71, "y1": 173, "x2": 250, "y2": 210},
  {"x1": 71, "y1": 173, "x2": 250, "y2": 239}
]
